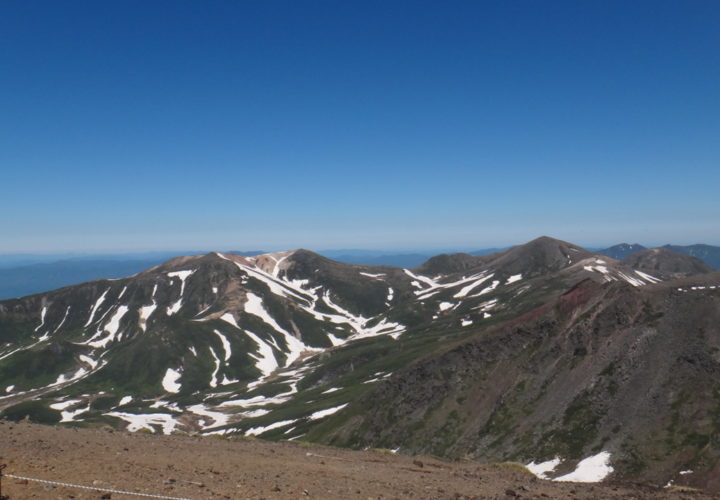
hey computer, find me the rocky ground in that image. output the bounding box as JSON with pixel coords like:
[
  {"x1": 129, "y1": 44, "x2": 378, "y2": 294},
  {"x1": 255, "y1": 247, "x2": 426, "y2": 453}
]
[{"x1": 0, "y1": 422, "x2": 715, "y2": 500}]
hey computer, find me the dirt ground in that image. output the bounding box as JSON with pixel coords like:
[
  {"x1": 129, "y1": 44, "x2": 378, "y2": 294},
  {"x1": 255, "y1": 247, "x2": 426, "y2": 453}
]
[{"x1": 0, "y1": 421, "x2": 714, "y2": 500}]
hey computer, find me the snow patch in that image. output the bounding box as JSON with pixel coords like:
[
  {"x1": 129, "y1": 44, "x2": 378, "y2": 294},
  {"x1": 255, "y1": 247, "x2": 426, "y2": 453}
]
[
  {"x1": 309, "y1": 403, "x2": 348, "y2": 420},
  {"x1": 555, "y1": 451, "x2": 613, "y2": 483},
  {"x1": 161, "y1": 368, "x2": 182, "y2": 394},
  {"x1": 166, "y1": 270, "x2": 195, "y2": 315},
  {"x1": 245, "y1": 419, "x2": 297, "y2": 436},
  {"x1": 506, "y1": 273, "x2": 523, "y2": 284},
  {"x1": 85, "y1": 289, "x2": 109, "y2": 327},
  {"x1": 213, "y1": 329, "x2": 232, "y2": 361},
  {"x1": 34, "y1": 306, "x2": 47, "y2": 332},
  {"x1": 244, "y1": 292, "x2": 313, "y2": 367},
  {"x1": 105, "y1": 412, "x2": 180, "y2": 435},
  {"x1": 526, "y1": 458, "x2": 561, "y2": 479},
  {"x1": 454, "y1": 273, "x2": 494, "y2": 298},
  {"x1": 359, "y1": 272, "x2": 386, "y2": 279}
]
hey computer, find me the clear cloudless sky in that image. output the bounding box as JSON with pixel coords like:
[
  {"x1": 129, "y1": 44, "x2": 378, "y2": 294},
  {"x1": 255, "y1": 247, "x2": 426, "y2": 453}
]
[{"x1": 1, "y1": 0, "x2": 718, "y2": 253}]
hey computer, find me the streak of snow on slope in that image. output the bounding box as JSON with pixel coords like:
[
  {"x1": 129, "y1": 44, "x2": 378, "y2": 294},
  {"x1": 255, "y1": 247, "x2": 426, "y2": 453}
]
[
  {"x1": 213, "y1": 329, "x2": 232, "y2": 361},
  {"x1": 84, "y1": 289, "x2": 109, "y2": 327},
  {"x1": 242, "y1": 329, "x2": 279, "y2": 379},
  {"x1": 245, "y1": 419, "x2": 297, "y2": 436},
  {"x1": 5, "y1": 385, "x2": 14, "y2": 393},
  {"x1": 526, "y1": 458, "x2": 561, "y2": 479},
  {"x1": 188, "y1": 404, "x2": 229, "y2": 429},
  {"x1": 321, "y1": 292, "x2": 405, "y2": 340},
  {"x1": 439, "y1": 302, "x2": 455, "y2": 312},
  {"x1": 50, "y1": 306, "x2": 71, "y2": 335},
  {"x1": 475, "y1": 280, "x2": 500, "y2": 296},
  {"x1": 461, "y1": 318, "x2": 473, "y2": 327},
  {"x1": 387, "y1": 287, "x2": 394, "y2": 302},
  {"x1": 105, "y1": 412, "x2": 179, "y2": 434},
  {"x1": 79, "y1": 354, "x2": 98, "y2": 369},
  {"x1": 208, "y1": 347, "x2": 221, "y2": 388},
  {"x1": 60, "y1": 403, "x2": 91, "y2": 423},
  {"x1": 271, "y1": 253, "x2": 290, "y2": 277},
  {"x1": 454, "y1": 273, "x2": 494, "y2": 298},
  {"x1": 162, "y1": 368, "x2": 182, "y2": 393},
  {"x1": 406, "y1": 269, "x2": 502, "y2": 300},
  {"x1": 166, "y1": 270, "x2": 195, "y2": 315},
  {"x1": 403, "y1": 269, "x2": 438, "y2": 288},
  {"x1": 617, "y1": 271, "x2": 645, "y2": 287},
  {"x1": 85, "y1": 306, "x2": 130, "y2": 348},
  {"x1": 506, "y1": 273, "x2": 523, "y2": 284},
  {"x1": 119, "y1": 396, "x2": 133, "y2": 406},
  {"x1": 219, "y1": 393, "x2": 292, "y2": 408},
  {"x1": 118, "y1": 286, "x2": 128, "y2": 299},
  {"x1": 138, "y1": 302, "x2": 157, "y2": 332},
  {"x1": 244, "y1": 292, "x2": 312, "y2": 366},
  {"x1": 584, "y1": 264, "x2": 609, "y2": 274},
  {"x1": 322, "y1": 387, "x2": 340, "y2": 394},
  {"x1": 555, "y1": 452, "x2": 614, "y2": 482},
  {"x1": 309, "y1": 403, "x2": 348, "y2": 420},
  {"x1": 34, "y1": 306, "x2": 47, "y2": 332},
  {"x1": 359, "y1": 272, "x2": 386, "y2": 279},
  {"x1": 228, "y1": 257, "x2": 311, "y2": 303},
  {"x1": 635, "y1": 270, "x2": 662, "y2": 283},
  {"x1": 50, "y1": 399, "x2": 81, "y2": 411}
]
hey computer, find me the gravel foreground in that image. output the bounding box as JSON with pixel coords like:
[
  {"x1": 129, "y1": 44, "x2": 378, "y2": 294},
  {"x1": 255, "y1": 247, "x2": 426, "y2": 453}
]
[{"x1": 0, "y1": 421, "x2": 714, "y2": 500}]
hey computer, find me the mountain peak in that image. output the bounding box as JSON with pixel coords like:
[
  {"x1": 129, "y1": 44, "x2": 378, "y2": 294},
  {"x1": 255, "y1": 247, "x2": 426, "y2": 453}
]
[{"x1": 488, "y1": 236, "x2": 592, "y2": 278}]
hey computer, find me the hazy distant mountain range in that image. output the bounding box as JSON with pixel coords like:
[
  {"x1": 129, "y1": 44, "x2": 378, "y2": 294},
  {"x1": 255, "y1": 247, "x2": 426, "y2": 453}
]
[
  {"x1": 1, "y1": 236, "x2": 719, "y2": 491},
  {"x1": 0, "y1": 244, "x2": 717, "y2": 300}
]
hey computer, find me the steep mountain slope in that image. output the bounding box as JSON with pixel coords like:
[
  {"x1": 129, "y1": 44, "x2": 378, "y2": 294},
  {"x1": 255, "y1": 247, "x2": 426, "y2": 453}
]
[
  {"x1": 1, "y1": 236, "x2": 716, "y2": 490},
  {"x1": 314, "y1": 273, "x2": 720, "y2": 492}
]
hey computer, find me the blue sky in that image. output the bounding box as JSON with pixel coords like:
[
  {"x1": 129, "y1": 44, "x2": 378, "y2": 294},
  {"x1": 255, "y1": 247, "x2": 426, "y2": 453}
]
[{"x1": 1, "y1": 0, "x2": 718, "y2": 253}]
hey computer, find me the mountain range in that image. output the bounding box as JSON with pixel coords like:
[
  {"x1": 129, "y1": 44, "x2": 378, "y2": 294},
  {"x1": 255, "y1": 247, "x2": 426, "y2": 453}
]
[
  {"x1": 0, "y1": 237, "x2": 719, "y2": 492},
  {"x1": 1, "y1": 242, "x2": 717, "y2": 301}
]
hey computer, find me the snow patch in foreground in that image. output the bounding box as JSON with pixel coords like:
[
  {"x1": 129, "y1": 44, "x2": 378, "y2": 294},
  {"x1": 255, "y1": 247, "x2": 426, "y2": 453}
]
[
  {"x1": 525, "y1": 458, "x2": 561, "y2": 479},
  {"x1": 527, "y1": 452, "x2": 613, "y2": 483},
  {"x1": 555, "y1": 452, "x2": 613, "y2": 482}
]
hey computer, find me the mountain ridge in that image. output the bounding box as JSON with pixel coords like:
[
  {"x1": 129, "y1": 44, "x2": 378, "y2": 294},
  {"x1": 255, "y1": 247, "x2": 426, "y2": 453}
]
[{"x1": 1, "y1": 237, "x2": 718, "y2": 491}]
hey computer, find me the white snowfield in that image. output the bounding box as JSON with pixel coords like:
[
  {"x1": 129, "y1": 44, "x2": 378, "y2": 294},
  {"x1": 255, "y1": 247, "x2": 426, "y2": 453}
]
[{"x1": 526, "y1": 451, "x2": 614, "y2": 483}]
